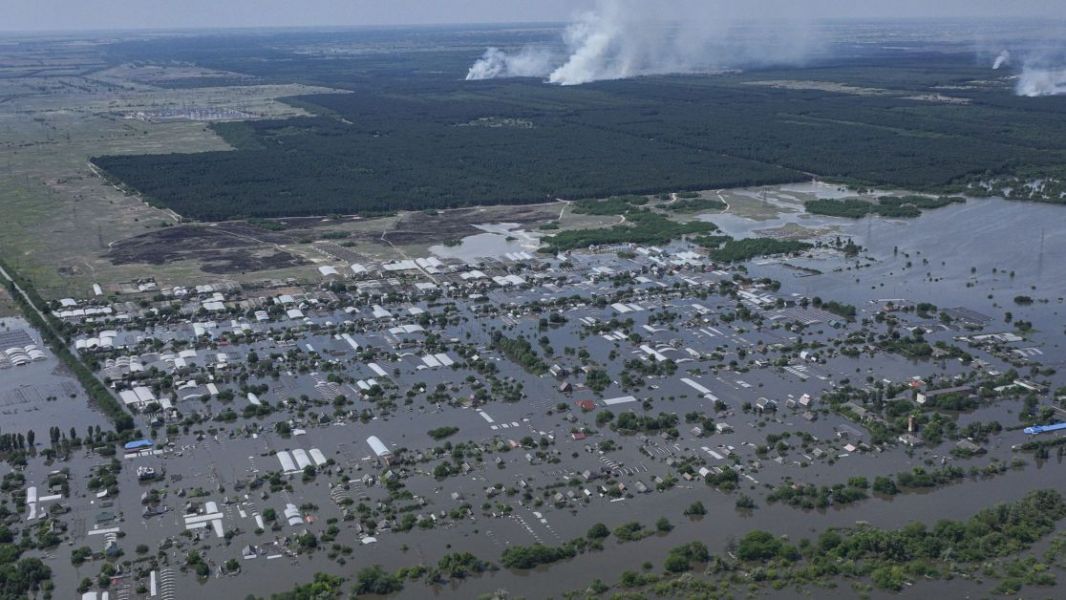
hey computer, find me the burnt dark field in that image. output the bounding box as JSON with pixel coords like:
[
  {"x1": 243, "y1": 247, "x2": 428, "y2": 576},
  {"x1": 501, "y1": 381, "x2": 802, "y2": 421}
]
[{"x1": 92, "y1": 27, "x2": 1066, "y2": 220}]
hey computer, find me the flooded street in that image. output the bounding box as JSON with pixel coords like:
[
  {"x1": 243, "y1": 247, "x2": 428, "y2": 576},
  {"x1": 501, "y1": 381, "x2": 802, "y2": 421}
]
[{"x1": 14, "y1": 187, "x2": 1066, "y2": 599}]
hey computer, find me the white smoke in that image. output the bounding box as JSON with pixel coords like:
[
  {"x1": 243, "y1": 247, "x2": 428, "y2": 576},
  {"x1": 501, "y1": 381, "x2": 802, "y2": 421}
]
[
  {"x1": 467, "y1": 0, "x2": 820, "y2": 86},
  {"x1": 548, "y1": 0, "x2": 688, "y2": 86},
  {"x1": 466, "y1": 47, "x2": 555, "y2": 80},
  {"x1": 1000, "y1": 48, "x2": 1066, "y2": 97},
  {"x1": 979, "y1": 24, "x2": 1066, "y2": 96},
  {"x1": 1015, "y1": 66, "x2": 1066, "y2": 97},
  {"x1": 992, "y1": 50, "x2": 1010, "y2": 70}
]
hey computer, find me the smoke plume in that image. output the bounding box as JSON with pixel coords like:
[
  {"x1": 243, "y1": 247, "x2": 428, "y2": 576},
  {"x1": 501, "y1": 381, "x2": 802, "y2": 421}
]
[
  {"x1": 466, "y1": 47, "x2": 555, "y2": 80},
  {"x1": 466, "y1": 0, "x2": 819, "y2": 85},
  {"x1": 997, "y1": 47, "x2": 1066, "y2": 97},
  {"x1": 979, "y1": 23, "x2": 1066, "y2": 96},
  {"x1": 1015, "y1": 66, "x2": 1066, "y2": 97},
  {"x1": 992, "y1": 50, "x2": 1010, "y2": 70}
]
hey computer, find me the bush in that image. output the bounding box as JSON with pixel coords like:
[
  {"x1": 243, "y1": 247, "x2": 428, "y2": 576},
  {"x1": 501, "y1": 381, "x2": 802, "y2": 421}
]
[
  {"x1": 613, "y1": 522, "x2": 649, "y2": 542},
  {"x1": 427, "y1": 426, "x2": 459, "y2": 441}
]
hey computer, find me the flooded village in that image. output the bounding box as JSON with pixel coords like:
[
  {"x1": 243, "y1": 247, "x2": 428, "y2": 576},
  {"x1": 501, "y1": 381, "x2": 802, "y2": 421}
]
[{"x1": 4, "y1": 190, "x2": 1066, "y2": 599}]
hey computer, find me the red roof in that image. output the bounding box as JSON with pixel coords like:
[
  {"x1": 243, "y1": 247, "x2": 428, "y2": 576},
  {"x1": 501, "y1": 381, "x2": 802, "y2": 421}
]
[{"x1": 575, "y1": 400, "x2": 597, "y2": 411}]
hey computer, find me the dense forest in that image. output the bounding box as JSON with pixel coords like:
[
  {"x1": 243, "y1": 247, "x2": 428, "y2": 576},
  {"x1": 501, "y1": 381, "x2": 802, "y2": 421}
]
[
  {"x1": 93, "y1": 31, "x2": 1066, "y2": 220},
  {"x1": 93, "y1": 100, "x2": 797, "y2": 219}
]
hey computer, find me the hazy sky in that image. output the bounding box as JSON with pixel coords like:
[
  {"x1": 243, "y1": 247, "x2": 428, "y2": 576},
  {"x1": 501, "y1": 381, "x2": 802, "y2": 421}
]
[{"x1": 6, "y1": 0, "x2": 1066, "y2": 33}]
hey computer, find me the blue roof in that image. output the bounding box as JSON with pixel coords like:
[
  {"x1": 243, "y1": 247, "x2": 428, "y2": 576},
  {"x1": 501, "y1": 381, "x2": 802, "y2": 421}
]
[
  {"x1": 1024, "y1": 423, "x2": 1066, "y2": 435},
  {"x1": 123, "y1": 439, "x2": 154, "y2": 450}
]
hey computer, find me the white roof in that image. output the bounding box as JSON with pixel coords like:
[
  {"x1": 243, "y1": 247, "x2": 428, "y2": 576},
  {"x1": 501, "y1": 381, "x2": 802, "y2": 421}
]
[
  {"x1": 292, "y1": 449, "x2": 312, "y2": 470},
  {"x1": 284, "y1": 503, "x2": 302, "y2": 526},
  {"x1": 276, "y1": 451, "x2": 297, "y2": 473},
  {"x1": 492, "y1": 274, "x2": 525, "y2": 286},
  {"x1": 367, "y1": 435, "x2": 390, "y2": 457},
  {"x1": 341, "y1": 333, "x2": 360, "y2": 351},
  {"x1": 388, "y1": 324, "x2": 424, "y2": 335},
  {"x1": 383, "y1": 260, "x2": 418, "y2": 271},
  {"x1": 417, "y1": 256, "x2": 443, "y2": 268},
  {"x1": 119, "y1": 390, "x2": 140, "y2": 406}
]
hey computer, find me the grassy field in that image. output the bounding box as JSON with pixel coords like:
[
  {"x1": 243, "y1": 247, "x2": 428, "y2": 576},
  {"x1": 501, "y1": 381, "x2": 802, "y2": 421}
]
[
  {"x1": 0, "y1": 40, "x2": 354, "y2": 298},
  {"x1": 0, "y1": 287, "x2": 18, "y2": 318}
]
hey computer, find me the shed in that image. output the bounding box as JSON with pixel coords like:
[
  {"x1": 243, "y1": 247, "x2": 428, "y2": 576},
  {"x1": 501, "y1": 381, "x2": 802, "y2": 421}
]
[{"x1": 367, "y1": 436, "x2": 391, "y2": 459}]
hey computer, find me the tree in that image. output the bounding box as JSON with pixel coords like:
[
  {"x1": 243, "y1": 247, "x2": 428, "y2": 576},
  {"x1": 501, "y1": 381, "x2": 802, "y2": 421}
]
[
  {"x1": 613, "y1": 522, "x2": 647, "y2": 542},
  {"x1": 500, "y1": 544, "x2": 576, "y2": 569},
  {"x1": 871, "y1": 565, "x2": 906, "y2": 591},
  {"x1": 873, "y1": 476, "x2": 899, "y2": 495},
  {"x1": 587, "y1": 523, "x2": 610, "y2": 540},
  {"x1": 664, "y1": 541, "x2": 709, "y2": 573},
  {"x1": 684, "y1": 501, "x2": 707, "y2": 516},
  {"x1": 735, "y1": 495, "x2": 756, "y2": 510},
  {"x1": 663, "y1": 553, "x2": 691, "y2": 573},
  {"x1": 272, "y1": 572, "x2": 345, "y2": 599},
  {"x1": 736, "y1": 530, "x2": 793, "y2": 561},
  {"x1": 354, "y1": 565, "x2": 403, "y2": 595}
]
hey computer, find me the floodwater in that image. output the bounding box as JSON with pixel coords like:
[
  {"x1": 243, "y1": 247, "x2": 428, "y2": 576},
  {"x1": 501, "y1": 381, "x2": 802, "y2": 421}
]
[
  {"x1": 722, "y1": 196, "x2": 1066, "y2": 364},
  {"x1": 429, "y1": 223, "x2": 543, "y2": 263},
  {"x1": 194, "y1": 467, "x2": 1066, "y2": 600},
  {"x1": 709, "y1": 194, "x2": 1066, "y2": 303},
  {"x1": 0, "y1": 316, "x2": 109, "y2": 433},
  {"x1": 32, "y1": 193, "x2": 1066, "y2": 599},
  {"x1": 777, "y1": 180, "x2": 860, "y2": 200}
]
